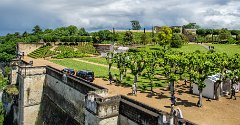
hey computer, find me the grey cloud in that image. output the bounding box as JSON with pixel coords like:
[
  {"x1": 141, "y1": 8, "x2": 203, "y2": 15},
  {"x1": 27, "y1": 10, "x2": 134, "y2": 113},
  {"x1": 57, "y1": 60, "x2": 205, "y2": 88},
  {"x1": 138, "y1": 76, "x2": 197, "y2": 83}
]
[{"x1": 1, "y1": 0, "x2": 240, "y2": 35}]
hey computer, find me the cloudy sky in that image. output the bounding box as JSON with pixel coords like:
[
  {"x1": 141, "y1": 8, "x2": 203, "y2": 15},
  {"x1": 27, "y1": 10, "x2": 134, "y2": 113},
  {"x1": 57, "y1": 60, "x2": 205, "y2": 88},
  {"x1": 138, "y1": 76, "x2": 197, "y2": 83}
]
[{"x1": 0, "y1": 0, "x2": 240, "y2": 35}]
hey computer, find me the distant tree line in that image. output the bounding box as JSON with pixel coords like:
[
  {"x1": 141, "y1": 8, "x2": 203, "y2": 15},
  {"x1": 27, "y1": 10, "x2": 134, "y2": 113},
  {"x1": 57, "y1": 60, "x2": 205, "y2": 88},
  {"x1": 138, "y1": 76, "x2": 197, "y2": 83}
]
[{"x1": 0, "y1": 25, "x2": 91, "y2": 62}]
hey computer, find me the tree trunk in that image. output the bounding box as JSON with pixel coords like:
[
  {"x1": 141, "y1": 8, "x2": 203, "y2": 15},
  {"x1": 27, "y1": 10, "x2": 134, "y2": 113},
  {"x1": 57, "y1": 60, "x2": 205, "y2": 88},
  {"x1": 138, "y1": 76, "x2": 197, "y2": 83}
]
[
  {"x1": 134, "y1": 74, "x2": 138, "y2": 84},
  {"x1": 120, "y1": 72, "x2": 123, "y2": 82},
  {"x1": 198, "y1": 89, "x2": 203, "y2": 107},
  {"x1": 108, "y1": 64, "x2": 112, "y2": 74},
  {"x1": 123, "y1": 67, "x2": 127, "y2": 77},
  {"x1": 150, "y1": 79, "x2": 153, "y2": 92},
  {"x1": 180, "y1": 74, "x2": 183, "y2": 80},
  {"x1": 189, "y1": 76, "x2": 192, "y2": 93},
  {"x1": 170, "y1": 81, "x2": 175, "y2": 95},
  {"x1": 214, "y1": 81, "x2": 221, "y2": 100},
  {"x1": 230, "y1": 79, "x2": 234, "y2": 95}
]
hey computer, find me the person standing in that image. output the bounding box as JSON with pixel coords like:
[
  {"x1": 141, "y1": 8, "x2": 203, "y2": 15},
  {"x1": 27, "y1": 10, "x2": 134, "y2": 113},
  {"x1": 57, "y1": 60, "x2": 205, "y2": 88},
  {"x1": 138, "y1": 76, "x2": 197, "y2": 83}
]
[
  {"x1": 109, "y1": 72, "x2": 113, "y2": 84},
  {"x1": 184, "y1": 77, "x2": 187, "y2": 85},
  {"x1": 132, "y1": 83, "x2": 137, "y2": 96},
  {"x1": 171, "y1": 94, "x2": 176, "y2": 105},
  {"x1": 230, "y1": 87, "x2": 236, "y2": 100}
]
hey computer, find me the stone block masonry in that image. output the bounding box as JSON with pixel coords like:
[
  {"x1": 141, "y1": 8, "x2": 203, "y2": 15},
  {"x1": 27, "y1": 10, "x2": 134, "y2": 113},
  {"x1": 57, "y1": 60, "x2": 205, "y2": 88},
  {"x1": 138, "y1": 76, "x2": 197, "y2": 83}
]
[
  {"x1": 13, "y1": 61, "x2": 196, "y2": 125},
  {"x1": 17, "y1": 43, "x2": 44, "y2": 55}
]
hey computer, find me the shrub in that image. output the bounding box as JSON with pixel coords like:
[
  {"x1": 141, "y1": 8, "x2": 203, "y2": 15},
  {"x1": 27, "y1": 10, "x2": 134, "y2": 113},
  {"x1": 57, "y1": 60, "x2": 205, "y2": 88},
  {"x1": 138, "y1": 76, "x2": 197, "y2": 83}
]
[
  {"x1": 227, "y1": 37, "x2": 237, "y2": 44},
  {"x1": 170, "y1": 34, "x2": 185, "y2": 48}
]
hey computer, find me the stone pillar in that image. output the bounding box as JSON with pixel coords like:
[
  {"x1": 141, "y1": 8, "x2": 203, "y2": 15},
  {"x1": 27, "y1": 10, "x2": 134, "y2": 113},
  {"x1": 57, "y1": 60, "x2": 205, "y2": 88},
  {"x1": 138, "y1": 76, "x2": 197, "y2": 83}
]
[
  {"x1": 10, "y1": 59, "x2": 22, "y2": 85},
  {"x1": 85, "y1": 92, "x2": 120, "y2": 125},
  {"x1": 17, "y1": 66, "x2": 46, "y2": 125}
]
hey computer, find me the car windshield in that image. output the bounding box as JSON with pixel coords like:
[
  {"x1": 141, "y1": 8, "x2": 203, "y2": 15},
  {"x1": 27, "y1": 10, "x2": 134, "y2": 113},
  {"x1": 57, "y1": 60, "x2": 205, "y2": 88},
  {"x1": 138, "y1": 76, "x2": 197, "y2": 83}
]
[{"x1": 87, "y1": 72, "x2": 94, "y2": 76}]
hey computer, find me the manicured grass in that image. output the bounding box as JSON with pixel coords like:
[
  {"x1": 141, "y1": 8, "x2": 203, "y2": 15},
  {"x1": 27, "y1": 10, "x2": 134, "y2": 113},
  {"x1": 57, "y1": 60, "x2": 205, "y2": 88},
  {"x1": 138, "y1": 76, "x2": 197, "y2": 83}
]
[
  {"x1": 80, "y1": 57, "x2": 117, "y2": 67},
  {"x1": 51, "y1": 59, "x2": 168, "y2": 90},
  {"x1": 51, "y1": 59, "x2": 118, "y2": 78},
  {"x1": 205, "y1": 44, "x2": 240, "y2": 56},
  {"x1": 136, "y1": 44, "x2": 208, "y2": 53},
  {"x1": 171, "y1": 44, "x2": 208, "y2": 53},
  {"x1": 81, "y1": 57, "x2": 108, "y2": 65}
]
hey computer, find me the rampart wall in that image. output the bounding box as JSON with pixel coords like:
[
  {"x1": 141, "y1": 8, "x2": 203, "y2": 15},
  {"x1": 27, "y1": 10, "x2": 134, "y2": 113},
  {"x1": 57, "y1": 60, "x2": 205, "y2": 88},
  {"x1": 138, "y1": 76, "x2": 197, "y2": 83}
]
[{"x1": 14, "y1": 63, "x2": 196, "y2": 125}]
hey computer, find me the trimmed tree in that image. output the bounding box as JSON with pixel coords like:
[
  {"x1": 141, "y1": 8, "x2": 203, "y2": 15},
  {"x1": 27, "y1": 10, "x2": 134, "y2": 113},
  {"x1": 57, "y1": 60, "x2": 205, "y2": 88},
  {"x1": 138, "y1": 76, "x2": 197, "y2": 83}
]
[{"x1": 128, "y1": 52, "x2": 146, "y2": 85}]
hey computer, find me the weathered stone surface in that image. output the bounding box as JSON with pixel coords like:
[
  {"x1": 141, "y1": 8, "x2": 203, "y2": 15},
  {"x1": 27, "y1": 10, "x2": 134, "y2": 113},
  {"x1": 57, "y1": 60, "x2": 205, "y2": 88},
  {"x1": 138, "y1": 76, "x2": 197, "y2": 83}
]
[
  {"x1": 23, "y1": 105, "x2": 40, "y2": 125},
  {"x1": 14, "y1": 65, "x2": 196, "y2": 125},
  {"x1": 17, "y1": 43, "x2": 44, "y2": 55}
]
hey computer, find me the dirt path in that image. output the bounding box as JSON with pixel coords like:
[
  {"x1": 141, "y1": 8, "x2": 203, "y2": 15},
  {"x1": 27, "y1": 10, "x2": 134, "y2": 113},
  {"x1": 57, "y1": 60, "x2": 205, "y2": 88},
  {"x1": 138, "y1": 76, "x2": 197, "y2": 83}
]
[
  {"x1": 22, "y1": 56, "x2": 240, "y2": 125},
  {"x1": 73, "y1": 58, "x2": 118, "y2": 70},
  {"x1": 50, "y1": 46, "x2": 58, "y2": 51},
  {"x1": 189, "y1": 42, "x2": 209, "y2": 50}
]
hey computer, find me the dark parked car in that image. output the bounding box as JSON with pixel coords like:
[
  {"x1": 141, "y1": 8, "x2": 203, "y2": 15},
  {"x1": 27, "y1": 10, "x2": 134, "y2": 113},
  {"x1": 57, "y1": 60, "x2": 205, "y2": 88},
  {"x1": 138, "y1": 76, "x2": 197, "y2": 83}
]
[
  {"x1": 62, "y1": 68, "x2": 75, "y2": 75},
  {"x1": 76, "y1": 70, "x2": 94, "y2": 82}
]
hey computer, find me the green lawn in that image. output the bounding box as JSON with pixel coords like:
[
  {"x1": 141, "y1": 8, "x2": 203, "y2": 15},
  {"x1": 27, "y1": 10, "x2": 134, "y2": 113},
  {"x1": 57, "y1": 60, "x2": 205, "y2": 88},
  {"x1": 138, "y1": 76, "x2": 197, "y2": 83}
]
[
  {"x1": 136, "y1": 44, "x2": 208, "y2": 53},
  {"x1": 51, "y1": 59, "x2": 168, "y2": 90},
  {"x1": 205, "y1": 44, "x2": 240, "y2": 56},
  {"x1": 80, "y1": 57, "x2": 117, "y2": 67},
  {"x1": 171, "y1": 44, "x2": 208, "y2": 53},
  {"x1": 51, "y1": 59, "x2": 118, "y2": 78}
]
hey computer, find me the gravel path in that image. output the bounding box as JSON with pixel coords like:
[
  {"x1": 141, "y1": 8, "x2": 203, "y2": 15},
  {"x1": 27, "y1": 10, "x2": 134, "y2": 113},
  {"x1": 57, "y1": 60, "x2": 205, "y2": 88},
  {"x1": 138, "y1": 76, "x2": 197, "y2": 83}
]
[
  {"x1": 73, "y1": 58, "x2": 118, "y2": 70},
  {"x1": 23, "y1": 56, "x2": 240, "y2": 125},
  {"x1": 189, "y1": 42, "x2": 209, "y2": 50}
]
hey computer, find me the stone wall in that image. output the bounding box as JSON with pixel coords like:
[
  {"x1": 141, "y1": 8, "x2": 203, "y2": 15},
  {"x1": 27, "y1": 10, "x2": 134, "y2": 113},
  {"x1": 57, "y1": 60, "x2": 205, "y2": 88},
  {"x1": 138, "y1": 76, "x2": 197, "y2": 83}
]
[
  {"x1": 17, "y1": 66, "x2": 46, "y2": 125},
  {"x1": 17, "y1": 43, "x2": 44, "y2": 55},
  {"x1": 85, "y1": 92, "x2": 120, "y2": 125},
  {"x1": 14, "y1": 64, "x2": 196, "y2": 125},
  {"x1": 93, "y1": 44, "x2": 112, "y2": 54}
]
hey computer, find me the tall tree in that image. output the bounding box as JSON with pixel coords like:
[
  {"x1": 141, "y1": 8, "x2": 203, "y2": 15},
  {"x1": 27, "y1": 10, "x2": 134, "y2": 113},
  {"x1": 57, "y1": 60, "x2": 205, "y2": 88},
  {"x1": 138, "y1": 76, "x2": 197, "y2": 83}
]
[
  {"x1": 67, "y1": 25, "x2": 78, "y2": 36},
  {"x1": 157, "y1": 26, "x2": 173, "y2": 49},
  {"x1": 32, "y1": 25, "x2": 42, "y2": 34},
  {"x1": 183, "y1": 23, "x2": 200, "y2": 29},
  {"x1": 131, "y1": 20, "x2": 141, "y2": 30},
  {"x1": 219, "y1": 28, "x2": 231, "y2": 42}
]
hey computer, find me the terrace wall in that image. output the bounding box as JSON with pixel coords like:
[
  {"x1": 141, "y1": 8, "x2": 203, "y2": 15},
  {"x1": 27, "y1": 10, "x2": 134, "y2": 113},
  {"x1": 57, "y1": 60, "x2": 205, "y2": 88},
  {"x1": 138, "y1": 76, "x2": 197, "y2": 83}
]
[
  {"x1": 14, "y1": 64, "x2": 196, "y2": 125},
  {"x1": 17, "y1": 43, "x2": 44, "y2": 55}
]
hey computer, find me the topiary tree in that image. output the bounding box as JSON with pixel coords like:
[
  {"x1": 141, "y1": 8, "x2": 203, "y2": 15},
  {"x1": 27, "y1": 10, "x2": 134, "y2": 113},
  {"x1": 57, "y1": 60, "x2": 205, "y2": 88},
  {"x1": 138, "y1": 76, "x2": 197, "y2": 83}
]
[
  {"x1": 128, "y1": 52, "x2": 146, "y2": 86},
  {"x1": 106, "y1": 52, "x2": 114, "y2": 78},
  {"x1": 114, "y1": 53, "x2": 129, "y2": 82},
  {"x1": 145, "y1": 52, "x2": 159, "y2": 92}
]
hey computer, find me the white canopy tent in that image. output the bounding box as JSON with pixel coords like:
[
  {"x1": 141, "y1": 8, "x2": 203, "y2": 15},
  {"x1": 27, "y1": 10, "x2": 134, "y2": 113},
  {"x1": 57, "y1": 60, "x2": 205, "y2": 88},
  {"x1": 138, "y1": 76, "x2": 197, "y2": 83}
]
[{"x1": 193, "y1": 74, "x2": 240, "y2": 99}]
